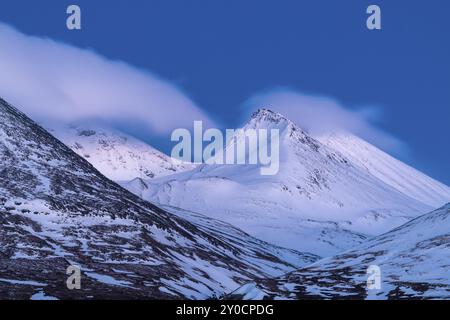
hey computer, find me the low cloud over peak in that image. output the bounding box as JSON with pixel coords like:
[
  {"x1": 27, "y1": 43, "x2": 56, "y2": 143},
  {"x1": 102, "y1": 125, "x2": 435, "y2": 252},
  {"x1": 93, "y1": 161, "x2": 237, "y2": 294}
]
[
  {"x1": 243, "y1": 88, "x2": 407, "y2": 155},
  {"x1": 0, "y1": 23, "x2": 216, "y2": 135},
  {"x1": 0, "y1": 23, "x2": 406, "y2": 158}
]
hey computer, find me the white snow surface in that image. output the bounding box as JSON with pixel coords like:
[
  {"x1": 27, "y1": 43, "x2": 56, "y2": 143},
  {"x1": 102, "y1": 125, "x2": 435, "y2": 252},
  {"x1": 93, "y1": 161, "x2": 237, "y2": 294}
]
[
  {"x1": 232, "y1": 203, "x2": 450, "y2": 299},
  {"x1": 123, "y1": 109, "x2": 450, "y2": 256},
  {"x1": 317, "y1": 132, "x2": 450, "y2": 208},
  {"x1": 51, "y1": 124, "x2": 193, "y2": 181}
]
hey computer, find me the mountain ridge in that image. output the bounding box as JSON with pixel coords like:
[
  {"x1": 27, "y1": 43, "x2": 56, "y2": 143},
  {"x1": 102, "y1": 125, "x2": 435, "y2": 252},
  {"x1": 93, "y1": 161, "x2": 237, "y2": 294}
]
[{"x1": 128, "y1": 108, "x2": 450, "y2": 256}]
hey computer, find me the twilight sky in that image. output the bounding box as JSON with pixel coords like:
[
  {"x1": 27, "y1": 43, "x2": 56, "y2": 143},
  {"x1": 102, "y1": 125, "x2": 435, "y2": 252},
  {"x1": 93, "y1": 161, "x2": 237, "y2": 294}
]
[{"x1": 0, "y1": 0, "x2": 449, "y2": 184}]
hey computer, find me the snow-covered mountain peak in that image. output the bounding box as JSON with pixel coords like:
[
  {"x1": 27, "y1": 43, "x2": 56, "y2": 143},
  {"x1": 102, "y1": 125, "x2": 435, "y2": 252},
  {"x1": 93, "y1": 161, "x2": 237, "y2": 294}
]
[
  {"x1": 250, "y1": 108, "x2": 289, "y2": 124},
  {"x1": 138, "y1": 109, "x2": 449, "y2": 256},
  {"x1": 246, "y1": 108, "x2": 324, "y2": 155},
  {"x1": 248, "y1": 108, "x2": 298, "y2": 133}
]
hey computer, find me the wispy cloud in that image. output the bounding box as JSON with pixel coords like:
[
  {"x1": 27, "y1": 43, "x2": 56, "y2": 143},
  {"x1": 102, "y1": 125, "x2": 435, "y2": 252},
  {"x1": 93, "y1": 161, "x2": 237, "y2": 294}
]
[
  {"x1": 0, "y1": 23, "x2": 406, "y2": 157},
  {"x1": 0, "y1": 23, "x2": 216, "y2": 135},
  {"x1": 243, "y1": 88, "x2": 407, "y2": 154}
]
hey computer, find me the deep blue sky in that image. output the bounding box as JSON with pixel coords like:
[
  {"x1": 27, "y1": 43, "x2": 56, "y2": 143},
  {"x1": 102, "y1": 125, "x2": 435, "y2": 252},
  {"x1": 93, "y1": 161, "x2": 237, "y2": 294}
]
[{"x1": 0, "y1": 0, "x2": 449, "y2": 184}]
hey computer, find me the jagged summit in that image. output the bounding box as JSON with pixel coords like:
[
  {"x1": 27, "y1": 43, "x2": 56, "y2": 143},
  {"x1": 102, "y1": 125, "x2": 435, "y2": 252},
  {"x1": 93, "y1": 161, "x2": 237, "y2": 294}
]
[
  {"x1": 249, "y1": 108, "x2": 296, "y2": 130},
  {"x1": 247, "y1": 108, "x2": 321, "y2": 152},
  {"x1": 251, "y1": 108, "x2": 285, "y2": 122}
]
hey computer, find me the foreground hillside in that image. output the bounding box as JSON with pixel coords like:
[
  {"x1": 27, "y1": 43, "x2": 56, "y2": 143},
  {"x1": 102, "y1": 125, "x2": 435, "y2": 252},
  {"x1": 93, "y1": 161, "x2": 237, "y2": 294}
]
[{"x1": 230, "y1": 203, "x2": 450, "y2": 299}]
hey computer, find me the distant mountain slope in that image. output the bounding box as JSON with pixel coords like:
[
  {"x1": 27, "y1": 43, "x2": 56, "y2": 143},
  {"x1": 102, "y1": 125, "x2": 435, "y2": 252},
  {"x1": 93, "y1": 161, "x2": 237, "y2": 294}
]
[
  {"x1": 229, "y1": 203, "x2": 450, "y2": 300},
  {"x1": 0, "y1": 98, "x2": 317, "y2": 299},
  {"x1": 134, "y1": 109, "x2": 450, "y2": 256},
  {"x1": 51, "y1": 124, "x2": 193, "y2": 181},
  {"x1": 317, "y1": 132, "x2": 450, "y2": 208}
]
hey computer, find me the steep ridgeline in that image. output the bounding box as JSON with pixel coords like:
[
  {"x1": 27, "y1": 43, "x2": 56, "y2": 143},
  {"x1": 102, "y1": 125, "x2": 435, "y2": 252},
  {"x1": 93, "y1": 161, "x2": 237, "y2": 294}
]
[
  {"x1": 0, "y1": 98, "x2": 317, "y2": 300},
  {"x1": 51, "y1": 124, "x2": 193, "y2": 182},
  {"x1": 138, "y1": 109, "x2": 450, "y2": 256},
  {"x1": 229, "y1": 203, "x2": 450, "y2": 300},
  {"x1": 316, "y1": 132, "x2": 450, "y2": 208}
]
